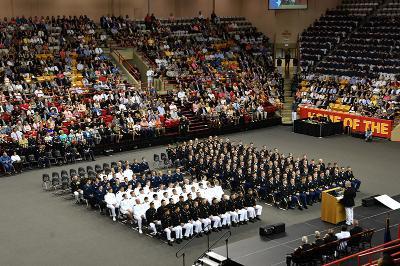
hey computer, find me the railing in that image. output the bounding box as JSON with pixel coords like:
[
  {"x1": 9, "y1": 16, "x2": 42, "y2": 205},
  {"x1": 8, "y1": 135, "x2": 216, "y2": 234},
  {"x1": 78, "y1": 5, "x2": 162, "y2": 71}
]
[
  {"x1": 111, "y1": 48, "x2": 141, "y2": 82},
  {"x1": 176, "y1": 224, "x2": 212, "y2": 266},
  {"x1": 324, "y1": 238, "x2": 400, "y2": 266},
  {"x1": 358, "y1": 242, "x2": 400, "y2": 265},
  {"x1": 195, "y1": 230, "x2": 232, "y2": 265}
]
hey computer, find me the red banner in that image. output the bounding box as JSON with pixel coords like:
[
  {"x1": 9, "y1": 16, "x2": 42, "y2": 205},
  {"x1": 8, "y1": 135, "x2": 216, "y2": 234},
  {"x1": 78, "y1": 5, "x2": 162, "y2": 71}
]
[{"x1": 298, "y1": 107, "x2": 393, "y2": 139}]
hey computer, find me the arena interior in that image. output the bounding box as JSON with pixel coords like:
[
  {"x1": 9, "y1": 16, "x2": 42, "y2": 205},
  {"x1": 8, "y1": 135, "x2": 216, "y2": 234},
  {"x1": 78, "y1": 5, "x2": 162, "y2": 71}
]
[{"x1": 0, "y1": 1, "x2": 399, "y2": 266}]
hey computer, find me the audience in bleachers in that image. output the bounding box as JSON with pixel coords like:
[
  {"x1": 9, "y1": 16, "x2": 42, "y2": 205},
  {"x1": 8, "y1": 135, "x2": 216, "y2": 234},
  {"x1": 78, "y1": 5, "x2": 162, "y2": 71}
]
[
  {"x1": 295, "y1": 76, "x2": 400, "y2": 119},
  {"x1": 101, "y1": 14, "x2": 283, "y2": 119},
  {"x1": 0, "y1": 13, "x2": 282, "y2": 175},
  {"x1": 298, "y1": 0, "x2": 400, "y2": 124}
]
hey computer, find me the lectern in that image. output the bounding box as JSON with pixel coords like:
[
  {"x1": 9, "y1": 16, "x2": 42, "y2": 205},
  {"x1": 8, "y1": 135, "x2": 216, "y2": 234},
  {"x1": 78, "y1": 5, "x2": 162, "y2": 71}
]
[{"x1": 321, "y1": 187, "x2": 346, "y2": 224}]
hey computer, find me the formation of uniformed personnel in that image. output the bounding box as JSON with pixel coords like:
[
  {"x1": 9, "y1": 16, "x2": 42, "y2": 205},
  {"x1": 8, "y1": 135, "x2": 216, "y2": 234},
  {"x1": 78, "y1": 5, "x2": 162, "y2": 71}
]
[{"x1": 167, "y1": 136, "x2": 359, "y2": 211}]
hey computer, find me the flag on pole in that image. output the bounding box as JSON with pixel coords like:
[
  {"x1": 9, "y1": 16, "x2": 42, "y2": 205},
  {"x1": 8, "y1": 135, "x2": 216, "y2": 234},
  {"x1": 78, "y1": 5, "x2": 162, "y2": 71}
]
[{"x1": 384, "y1": 217, "x2": 392, "y2": 243}]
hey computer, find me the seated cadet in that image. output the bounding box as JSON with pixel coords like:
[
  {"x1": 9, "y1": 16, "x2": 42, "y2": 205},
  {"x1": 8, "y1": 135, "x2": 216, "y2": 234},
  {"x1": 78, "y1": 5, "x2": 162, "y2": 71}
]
[
  {"x1": 244, "y1": 189, "x2": 262, "y2": 221},
  {"x1": 218, "y1": 195, "x2": 231, "y2": 229},
  {"x1": 83, "y1": 179, "x2": 96, "y2": 208},
  {"x1": 233, "y1": 192, "x2": 248, "y2": 224},
  {"x1": 131, "y1": 159, "x2": 141, "y2": 174},
  {"x1": 133, "y1": 198, "x2": 146, "y2": 234},
  {"x1": 198, "y1": 199, "x2": 211, "y2": 233},
  {"x1": 145, "y1": 202, "x2": 158, "y2": 235},
  {"x1": 345, "y1": 167, "x2": 361, "y2": 191},
  {"x1": 312, "y1": 173, "x2": 323, "y2": 202},
  {"x1": 171, "y1": 206, "x2": 183, "y2": 243},
  {"x1": 151, "y1": 171, "x2": 162, "y2": 189},
  {"x1": 140, "y1": 157, "x2": 150, "y2": 172},
  {"x1": 298, "y1": 177, "x2": 309, "y2": 209},
  {"x1": 306, "y1": 175, "x2": 318, "y2": 203},
  {"x1": 71, "y1": 175, "x2": 83, "y2": 204},
  {"x1": 210, "y1": 198, "x2": 222, "y2": 231},
  {"x1": 288, "y1": 178, "x2": 303, "y2": 210},
  {"x1": 104, "y1": 188, "x2": 119, "y2": 221},
  {"x1": 162, "y1": 170, "x2": 173, "y2": 185},
  {"x1": 94, "y1": 185, "x2": 107, "y2": 214},
  {"x1": 185, "y1": 202, "x2": 202, "y2": 237},
  {"x1": 265, "y1": 175, "x2": 277, "y2": 204},
  {"x1": 226, "y1": 194, "x2": 239, "y2": 227},
  {"x1": 180, "y1": 204, "x2": 194, "y2": 239},
  {"x1": 161, "y1": 208, "x2": 174, "y2": 246},
  {"x1": 120, "y1": 193, "x2": 134, "y2": 224},
  {"x1": 173, "y1": 168, "x2": 184, "y2": 183}
]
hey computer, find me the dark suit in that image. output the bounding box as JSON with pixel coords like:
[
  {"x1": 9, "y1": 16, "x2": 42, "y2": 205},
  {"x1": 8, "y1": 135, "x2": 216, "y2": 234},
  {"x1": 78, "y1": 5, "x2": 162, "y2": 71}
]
[
  {"x1": 341, "y1": 186, "x2": 357, "y2": 225},
  {"x1": 341, "y1": 187, "x2": 356, "y2": 207}
]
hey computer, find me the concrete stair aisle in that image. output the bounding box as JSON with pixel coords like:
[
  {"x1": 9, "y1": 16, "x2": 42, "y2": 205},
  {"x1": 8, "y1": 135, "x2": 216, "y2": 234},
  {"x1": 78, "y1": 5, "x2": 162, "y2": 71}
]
[
  {"x1": 160, "y1": 94, "x2": 210, "y2": 135},
  {"x1": 281, "y1": 70, "x2": 295, "y2": 125}
]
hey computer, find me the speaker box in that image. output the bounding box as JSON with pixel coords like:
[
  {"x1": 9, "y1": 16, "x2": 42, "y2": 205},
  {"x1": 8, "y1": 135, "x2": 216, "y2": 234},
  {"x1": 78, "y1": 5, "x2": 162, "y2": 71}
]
[
  {"x1": 259, "y1": 223, "x2": 285, "y2": 237},
  {"x1": 273, "y1": 223, "x2": 286, "y2": 234},
  {"x1": 362, "y1": 195, "x2": 380, "y2": 207}
]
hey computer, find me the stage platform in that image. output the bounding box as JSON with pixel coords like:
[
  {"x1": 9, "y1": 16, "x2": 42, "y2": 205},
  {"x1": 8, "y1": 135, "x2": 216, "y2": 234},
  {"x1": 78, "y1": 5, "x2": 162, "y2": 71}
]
[{"x1": 214, "y1": 195, "x2": 400, "y2": 266}]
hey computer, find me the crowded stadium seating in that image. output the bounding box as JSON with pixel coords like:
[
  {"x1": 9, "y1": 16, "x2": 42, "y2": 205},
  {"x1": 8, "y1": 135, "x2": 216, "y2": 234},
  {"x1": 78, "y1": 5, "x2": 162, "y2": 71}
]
[
  {"x1": 0, "y1": 14, "x2": 282, "y2": 175},
  {"x1": 298, "y1": 0, "x2": 400, "y2": 125}
]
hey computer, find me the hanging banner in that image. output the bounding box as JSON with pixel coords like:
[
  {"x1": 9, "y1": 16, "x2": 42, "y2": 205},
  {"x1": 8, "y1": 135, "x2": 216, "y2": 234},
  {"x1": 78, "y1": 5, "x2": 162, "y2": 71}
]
[{"x1": 298, "y1": 107, "x2": 393, "y2": 139}]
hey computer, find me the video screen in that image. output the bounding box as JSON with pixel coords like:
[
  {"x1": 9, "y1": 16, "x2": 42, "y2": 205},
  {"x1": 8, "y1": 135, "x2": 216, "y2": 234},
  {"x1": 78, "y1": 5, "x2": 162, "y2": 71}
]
[{"x1": 269, "y1": 0, "x2": 308, "y2": 10}]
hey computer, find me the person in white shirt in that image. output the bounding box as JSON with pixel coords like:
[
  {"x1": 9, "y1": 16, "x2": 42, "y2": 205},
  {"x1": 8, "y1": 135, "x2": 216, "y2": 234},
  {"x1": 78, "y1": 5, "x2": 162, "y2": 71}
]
[
  {"x1": 146, "y1": 69, "x2": 154, "y2": 87},
  {"x1": 104, "y1": 188, "x2": 119, "y2": 221},
  {"x1": 123, "y1": 167, "x2": 133, "y2": 180},
  {"x1": 335, "y1": 225, "x2": 351, "y2": 250},
  {"x1": 10, "y1": 128, "x2": 23, "y2": 142},
  {"x1": 115, "y1": 187, "x2": 126, "y2": 206},
  {"x1": 171, "y1": 189, "x2": 180, "y2": 203},
  {"x1": 115, "y1": 169, "x2": 124, "y2": 180},
  {"x1": 11, "y1": 151, "x2": 22, "y2": 173},
  {"x1": 120, "y1": 193, "x2": 134, "y2": 224},
  {"x1": 137, "y1": 189, "x2": 147, "y2": 203},
  {"x1": 134, "y1": 183, "x2": 142, "y2": 196},
  {"x1": 133, "y1": 198, "x2": 146, "y2": 234}
]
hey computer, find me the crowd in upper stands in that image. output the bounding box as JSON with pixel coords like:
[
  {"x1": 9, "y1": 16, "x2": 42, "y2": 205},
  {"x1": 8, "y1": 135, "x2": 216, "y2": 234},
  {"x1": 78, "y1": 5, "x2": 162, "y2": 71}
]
[
  {"x1": 0, "y1": 15, "x2": 182, "y2": 174},
  {"x1": 295, "y1": 76, "x2": 400, "y2": 119},
  {"x1": 101, "y1": 13, "x2": 283, "y2": 121},
  {"x1": 298, "y1": 0, "x2": 400, "y2": 121},
  {"x1": 0, "y1": 13, "x2": 283, "y2": 174}
]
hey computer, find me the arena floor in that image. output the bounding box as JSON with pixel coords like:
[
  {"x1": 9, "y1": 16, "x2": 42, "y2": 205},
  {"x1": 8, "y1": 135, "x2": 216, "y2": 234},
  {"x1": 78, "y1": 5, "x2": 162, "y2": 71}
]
[{"x1": 1, "y1": 126, "x2": 399, "y2": 266}]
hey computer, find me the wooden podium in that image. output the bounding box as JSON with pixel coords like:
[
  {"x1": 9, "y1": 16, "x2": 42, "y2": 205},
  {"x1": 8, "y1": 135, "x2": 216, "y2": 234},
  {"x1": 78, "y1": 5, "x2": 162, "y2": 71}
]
[{"x1": 321, "y1": 187, "x2": 346, "y2": 224}]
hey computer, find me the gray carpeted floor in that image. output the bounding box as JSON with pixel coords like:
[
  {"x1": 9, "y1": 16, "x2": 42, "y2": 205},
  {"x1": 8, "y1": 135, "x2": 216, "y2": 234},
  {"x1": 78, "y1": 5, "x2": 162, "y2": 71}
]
[{"x1": 0, "y1": 126, "x2": 399, "y2": 266}]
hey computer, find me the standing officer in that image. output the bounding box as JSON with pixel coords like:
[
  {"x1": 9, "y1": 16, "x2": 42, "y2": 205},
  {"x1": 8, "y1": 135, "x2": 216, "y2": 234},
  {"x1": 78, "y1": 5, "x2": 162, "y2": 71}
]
[{"x1": 340, "y1": 181, "x2": 357, "y2": 226}]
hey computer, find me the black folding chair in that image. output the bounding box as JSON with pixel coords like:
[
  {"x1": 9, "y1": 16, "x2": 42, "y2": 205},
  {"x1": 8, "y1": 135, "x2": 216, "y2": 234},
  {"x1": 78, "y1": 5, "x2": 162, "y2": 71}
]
[
  {"x1": 46, "y1": 152, "x2": 57, "y2": 165},
  {"x1": 27, "y1": 154, "x2": 38, "y2": 169},
  {"x1": 53, "y1": 150, "x2": 65, "y2": 165},
  {"x1": 95, "y1": 164, "x2": 102, "y2": 173},
  {"x1": 153, "y1": 154, "x2": 160, "y2": 168},
  {"x1": 87, "y1": 166, "x2": 94, "y2": 173},
  {"x1": 78, "y1": 167, "x2": 86, "y2": 178},
  {"x1": 70, "y1": 168, "x2": 77, "y2": 177},
  {"x1": 42, "y1": 173, "x2": 51, "y2": 190},
  {"x1": 51, "y1": 172, "x2": 61, "y2": 190},
  {"x1": 72, "y1": 147, "x2": 82, "y2": 161}
]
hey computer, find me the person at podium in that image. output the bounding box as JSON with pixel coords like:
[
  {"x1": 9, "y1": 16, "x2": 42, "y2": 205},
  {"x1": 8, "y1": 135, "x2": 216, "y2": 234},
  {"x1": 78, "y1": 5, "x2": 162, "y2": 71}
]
[{"x1": 340, "y1": 181, "x2": 357, "y2": 225}]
